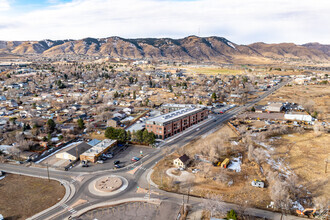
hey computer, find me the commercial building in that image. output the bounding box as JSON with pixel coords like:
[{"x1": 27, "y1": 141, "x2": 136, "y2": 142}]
[
  {"x1": 266, "y1": 103, "x2": 284, "y2": 112},
  {"x1": 146, "y1": 107, "x2": 208, "y2": 139},
  {"x1": 56, "y1": 142, "x2": 92, "y2": 161},
  {"x1": 80, "y1": 139, "x2": 117, "y2": 163}
]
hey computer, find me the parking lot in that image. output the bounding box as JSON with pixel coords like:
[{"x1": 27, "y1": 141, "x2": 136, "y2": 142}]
[{"x1": 73, "y1": 144, "x2": 156, "y2": 172}]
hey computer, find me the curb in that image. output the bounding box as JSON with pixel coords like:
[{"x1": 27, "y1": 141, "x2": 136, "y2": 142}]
[{"x1": 146, "y1": 169, "x2": 159, "y2": 189}]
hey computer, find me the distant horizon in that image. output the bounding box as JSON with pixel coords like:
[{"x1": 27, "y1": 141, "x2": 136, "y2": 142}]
[{"x1": 0, "y1": 35, "x2": 329, "y2": 46}]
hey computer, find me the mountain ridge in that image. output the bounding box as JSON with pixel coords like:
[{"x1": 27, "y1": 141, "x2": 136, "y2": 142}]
[{"x1": 0, "y1": 36, "x2": 329, "y2": 63}]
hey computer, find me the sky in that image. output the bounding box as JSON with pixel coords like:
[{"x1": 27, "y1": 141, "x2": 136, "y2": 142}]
[{"x1": 0, "y1": 0, "x2": 329, "y2": 44}]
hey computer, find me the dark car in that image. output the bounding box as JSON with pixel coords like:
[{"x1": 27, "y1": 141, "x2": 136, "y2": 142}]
[
  {"x1": 82, "y1": 164, "x2": 89, "y2": 167},
  {"x1": 113, "y1": 160, "x2": 120, "y2": 165}
]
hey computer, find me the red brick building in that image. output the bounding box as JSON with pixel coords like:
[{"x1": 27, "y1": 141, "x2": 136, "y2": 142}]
[{"x1": 146, "y1": 107, "x2": 208, "y2": 139}]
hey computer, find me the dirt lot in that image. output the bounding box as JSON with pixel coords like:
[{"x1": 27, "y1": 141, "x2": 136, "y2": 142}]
[
  {"x1": 260, "y1": 84, "x2": 330, "y2": 120},
  {"x1": 78, "y1": 201, "x2": 181, "y2": 220},
  {"x1": 151, "y1": 125, "x2": 272, "y2": 209},
  {"x1": 0, "y1": 174, "x2": 65, "y2": 220},
  {"x1": 183, "y1": 66, "x2": 244, "y2": 75},
  {"x1": 268, "y1": 132, "x2": 330, "y2": 204},
  {"x1": 152, "y1": 121, "x2": 329, "y2": 211}
]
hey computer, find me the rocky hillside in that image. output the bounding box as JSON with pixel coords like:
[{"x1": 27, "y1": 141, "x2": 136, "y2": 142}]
[{"x1": 0, "y1": 36, "x2": 329, "y2": 63}]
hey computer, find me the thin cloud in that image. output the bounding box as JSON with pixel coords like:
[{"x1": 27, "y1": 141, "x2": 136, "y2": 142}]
[
  {"x1": 0, "y1": 0, "x2": 10, "y2": 11},
  {"x1": 0, "y1": 0, "x2": 329, "y2": 44}
]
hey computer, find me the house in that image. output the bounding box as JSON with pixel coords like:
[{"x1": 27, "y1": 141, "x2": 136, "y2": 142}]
[
  {"x1": 123, "y1": 106, "x2": 134, "y2": 115},
  {"x1": 173, "y1": 154, "x2": 190, "y2": 169},
  {"x1": 113, "y1": 111, "x2": 126, "y2": 119},
  {"x1": 107, "y1": 117, "x2": 121, "y2": 128},
  {"x1": 0, "y1": 96, "x2": 6, "y2": 101},
  {"x1": 254, "y1": 105, "x2": 265, "y2": 113},
  {"x1": 6, "y1": 99, "x2": 18, "y2": 108}
]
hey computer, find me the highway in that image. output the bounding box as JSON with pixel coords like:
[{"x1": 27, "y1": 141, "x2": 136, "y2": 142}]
[{"x1": 0, "y1": 79, "x2": 304, "y2": 220}]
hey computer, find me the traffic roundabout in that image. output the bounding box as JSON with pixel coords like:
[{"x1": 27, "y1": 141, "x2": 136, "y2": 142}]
[{"x1": 88, "y1": 175, "x2": 128, "y2": 197}]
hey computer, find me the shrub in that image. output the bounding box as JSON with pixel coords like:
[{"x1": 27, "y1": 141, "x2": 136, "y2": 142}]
[{"x1": 227, "y1": 209, "x2": 237, "y2": 220}]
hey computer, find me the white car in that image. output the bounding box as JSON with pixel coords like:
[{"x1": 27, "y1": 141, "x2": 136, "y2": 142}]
[
  {"x1": 196, "y1": 128, "x2": 200, "y2": 131},
  {"x1": 192, "y1": 169, "x2": 200, "y2": 174},
  {"x1": 96, "y1": 160, "x2": 104, "y2": 164}
]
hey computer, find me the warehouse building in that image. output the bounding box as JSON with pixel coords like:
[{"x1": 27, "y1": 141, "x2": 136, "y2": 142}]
[
  {"x1": 266, "y1": 103, "x2": 284, "y2": 112},
  {"x1": 284, "y1": 112, "x2": 313, "y2": 122},
  {"x1": 80, "y1": 139, "x2": 117, "y2": 163},
  {"x1": 146, "y1": 107, "x2": 208, "y2": 139}
]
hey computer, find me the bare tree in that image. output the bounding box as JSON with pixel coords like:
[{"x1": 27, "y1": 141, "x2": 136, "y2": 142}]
[{"x1": 201, "y1": 194, "x2": 226, "y2": 218}]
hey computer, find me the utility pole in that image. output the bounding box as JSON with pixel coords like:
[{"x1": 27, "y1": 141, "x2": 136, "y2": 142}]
[
  {"x1": 76, "y1": 145, "x2": 78, "y2": 162},
  {"x1": 187, "y1": 187, "x2": 190, "y2": 204},
  {"x1": 46, "y1": 163, "x2": 50, "y2": 182}
]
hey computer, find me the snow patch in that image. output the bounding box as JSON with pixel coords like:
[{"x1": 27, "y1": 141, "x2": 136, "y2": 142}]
[
  {"x1": 227, "y1": 42, "x2": 236, "y2": 50},
  {"x1": 228, "y1": 155, "x2": 242, "y2": 172},
  {"x1": 44, "y1": 40, "x2": 53, "y2": 48},
  {"x1": 292, "y1": 201, "x2": 304, "y2": 211}
]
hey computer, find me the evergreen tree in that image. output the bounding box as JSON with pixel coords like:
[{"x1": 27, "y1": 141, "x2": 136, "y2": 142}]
[
  {"x1": 77, "y1": 118, "x2": 85, "y2": 129},
  {"x1": 47, "y1": 119, "x2": 56, "y2": 133},
  {"x1": 211, "y1": 92, "x2": 217, "y2": 101}
]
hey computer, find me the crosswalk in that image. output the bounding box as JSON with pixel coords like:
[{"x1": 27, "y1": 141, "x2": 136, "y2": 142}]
[
  {"x1": 144, "y1": 193, "x2": 150, "y2": 199},
  {"x1": 61, "y1": 203, "x2": 77, "y2": 214}
]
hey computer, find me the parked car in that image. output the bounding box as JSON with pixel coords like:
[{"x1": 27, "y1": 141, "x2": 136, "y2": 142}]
[
  {"x1": 113, "y1": 160, "x2": 120, "y2": 165},
  {"x1": 82, "y1": 164, "x2": 89, "y2": 167},
  {"x1": 114, "y1": 164, "x2": 122, "y2": 169},
  {"x1": 192, "y1": 169, "x2": 200, "y2": 174},
  {"x1": 131, "y1": 157, "x2": 140, "y2": 162},
  {"x1": 96, "y1": 160, "x2": 104, "y2": 164},
  {"x1": 104, "y1": 153, "x2": 113, "y2": 159}
]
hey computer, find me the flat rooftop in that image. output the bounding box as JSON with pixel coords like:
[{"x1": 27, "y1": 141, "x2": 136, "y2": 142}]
[
  {"x1": 161, "y1": 103, "x2": 205, "y2": 108},
  {"x1": 81, "y1": 139, "x2": 117, "y2": 157},
  {"x1": 146, "y1": 107, "x2": 205, "y2": 125}
]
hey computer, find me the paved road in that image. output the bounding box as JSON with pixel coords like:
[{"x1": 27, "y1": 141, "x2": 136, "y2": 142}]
[{"x1": 1, "y1": 80, "x2": 302, "y2": 220}]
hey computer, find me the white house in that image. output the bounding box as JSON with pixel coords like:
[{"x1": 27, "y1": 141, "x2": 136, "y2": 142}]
[{"x1": 173, "y1": 154, "x2": 190, "y2": 169}]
